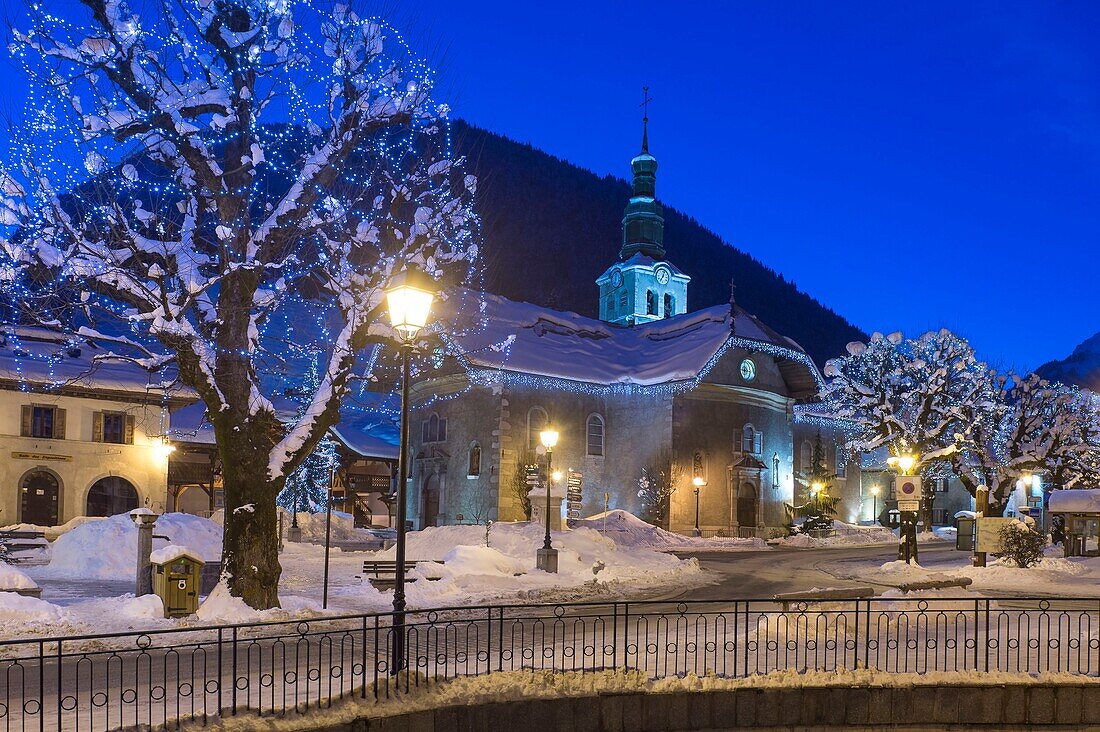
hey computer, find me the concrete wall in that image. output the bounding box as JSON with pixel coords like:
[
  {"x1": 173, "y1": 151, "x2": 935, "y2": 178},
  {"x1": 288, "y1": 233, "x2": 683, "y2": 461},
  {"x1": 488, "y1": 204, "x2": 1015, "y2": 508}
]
[
  {"x1": 325, "y1": 683, "x2": 1100, "y2": 731},
  {"x1": 0, "y1": 389, "x2": 170, "y2": 525}
]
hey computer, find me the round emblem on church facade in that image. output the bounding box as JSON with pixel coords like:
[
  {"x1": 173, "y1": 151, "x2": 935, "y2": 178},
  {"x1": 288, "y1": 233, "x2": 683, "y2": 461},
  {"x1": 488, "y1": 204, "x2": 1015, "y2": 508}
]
[
  {"x1": 610, "y1": 269, "x2": 623, "y2": 288},
  {"x1": 654, "y1": 265, "x2": 670, "y2": 285},
  {"x1": 740, "y1": 358, "x2": 756, "y2": 381}
]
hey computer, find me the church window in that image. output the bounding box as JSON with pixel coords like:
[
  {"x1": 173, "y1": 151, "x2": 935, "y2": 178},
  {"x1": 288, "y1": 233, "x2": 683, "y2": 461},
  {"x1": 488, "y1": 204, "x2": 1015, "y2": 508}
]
[
  {"x1": 527, "y1": 407, "x2": 548, "y2": 450},
  {"x1": 772, "y1": 453, "x2": 781, "y2": 489},
  {"x1": 606, "y1": 294, "x2": 615, "y2": 314},
  {"x1": 646, "y1": 290, "x2": 658, "y2": 316},
  {"x1": 837, "y1": 449, "x2": 847, "y2": 478},
  {"x1": 663, "y1": 293, "x2": 674, "y2": 318},
  {"x1": 586, "y1": 414, "x2": 605, "y2": 457},
  {"x1": 468, "y1": 443, "x2": 481, "y2": 478},
  {"x1": 741, "y1": 425, "x2": 762, "y2": 455},
  {"x1": 801, "y1": 440, "x2": 813, "y2": 473},
  {"x1": 619, "y1": 292, "x2": 628, "y2": 308},
  {"x1": 422, "y1": 413, "x2": 447, "y2": 444}
]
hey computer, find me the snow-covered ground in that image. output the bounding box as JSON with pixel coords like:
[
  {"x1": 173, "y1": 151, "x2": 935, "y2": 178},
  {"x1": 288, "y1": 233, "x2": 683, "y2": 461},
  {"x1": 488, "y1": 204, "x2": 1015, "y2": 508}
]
[
  {"x1": 824, "y1": 545, "x2": 1100, "y2": 596},
  {"x1": 2, "y1": 510, "x2": 710, "y2": 638}
]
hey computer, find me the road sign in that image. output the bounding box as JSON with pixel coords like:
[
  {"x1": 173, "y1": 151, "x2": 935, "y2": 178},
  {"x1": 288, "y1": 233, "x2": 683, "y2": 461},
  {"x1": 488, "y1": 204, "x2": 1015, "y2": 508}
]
[
  {"x1": 894, "y1": 476, "x2": 922, "y2": 502},
  {"x1": 566, "y1": 470, "x2": 584, "y2": 528},
  {"x1": 897, "y1": 500, "x2": 920, "y2": 512}
]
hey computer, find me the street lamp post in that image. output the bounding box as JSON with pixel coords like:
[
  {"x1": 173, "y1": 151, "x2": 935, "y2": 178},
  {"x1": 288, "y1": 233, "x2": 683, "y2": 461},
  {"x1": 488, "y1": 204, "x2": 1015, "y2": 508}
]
[
  {"x1": 537, "y1": 427, "x2": 559, "y2": 573},
  {"x1": 870, "y1": 485, "x2": 880, "y2": 525},
  {"x1": 692, "y1": 476, "x2": 706, "y2": 537},
  {"x1": 385, "y1": 267, "x2": 436, "y2": 675}
]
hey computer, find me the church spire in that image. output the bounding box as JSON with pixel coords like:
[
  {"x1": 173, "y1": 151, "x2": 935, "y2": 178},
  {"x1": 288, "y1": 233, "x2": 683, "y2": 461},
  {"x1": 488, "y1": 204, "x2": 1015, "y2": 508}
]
[{"x1": 620, "y1": 86, "x2": 665, "y2": 260}]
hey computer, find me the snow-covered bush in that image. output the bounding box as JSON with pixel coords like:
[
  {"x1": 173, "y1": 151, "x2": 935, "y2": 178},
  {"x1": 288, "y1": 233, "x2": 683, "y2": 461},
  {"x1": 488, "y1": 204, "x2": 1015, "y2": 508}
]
[{"x1": 997, "y1": 523, "x2": 1045, "y2": 569}]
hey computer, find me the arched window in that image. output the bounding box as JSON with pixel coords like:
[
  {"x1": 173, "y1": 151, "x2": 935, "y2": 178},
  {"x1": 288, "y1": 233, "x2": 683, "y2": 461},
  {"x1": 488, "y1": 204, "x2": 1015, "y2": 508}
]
[
  {"x1": 527, "y1": 407, "x2": 548, "y2": 450},
  {"x1": 800, "y1": 440, "x2": 813, "y2": 473},
  {"x1": 467, "y1": 443, "x2": 481, "y2": 478},
  {"x1": 772, "y1": 452, "x2": 781, "y2": 488},
  {"x1": 86, "y1": 476, "x2": 139, "y2": 517},
  {"x1": 646, "y1": 290, "x2": 658, "y2": 316},
  {"x1": 606, "y1": 294, "x2": 615, "y2": 315},
  {"x1": 421, "y1": 413, "x2": 447, "y2": 444},
  {"x1": 586, "y1": 414, "x2": 605, "y2": 457},
  {"x1": 692, "y1": 451, "x2": 707, "y2": 483},
  {"x1": 741, "y1": 425, "x2": 755, "y2": 454},
  {"x1": 664, "y1": 293, "x2": 674, "y2": 318}
]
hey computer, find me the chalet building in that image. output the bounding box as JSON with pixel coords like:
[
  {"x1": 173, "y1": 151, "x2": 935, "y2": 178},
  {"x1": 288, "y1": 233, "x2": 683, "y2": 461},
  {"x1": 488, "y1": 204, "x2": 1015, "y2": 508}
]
[
  {"x1": 0, "y1": 328, "x2": 186, "y2": 526},
  {"x1": 406, "y1": 125, "x2": 859, "y2": 536}
]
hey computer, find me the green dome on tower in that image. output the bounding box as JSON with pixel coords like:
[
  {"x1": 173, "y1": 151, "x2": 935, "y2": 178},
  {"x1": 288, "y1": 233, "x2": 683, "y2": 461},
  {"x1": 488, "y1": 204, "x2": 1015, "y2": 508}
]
[{"x1": 621, "y1": 118, "x2": 665, "y2": 260}]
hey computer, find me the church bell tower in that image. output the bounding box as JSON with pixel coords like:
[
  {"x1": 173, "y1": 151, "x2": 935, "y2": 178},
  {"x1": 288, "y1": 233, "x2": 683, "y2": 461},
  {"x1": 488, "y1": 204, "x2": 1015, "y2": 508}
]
[{"x1": 596, "y1": 90, "x2": 690, "y2": 326}]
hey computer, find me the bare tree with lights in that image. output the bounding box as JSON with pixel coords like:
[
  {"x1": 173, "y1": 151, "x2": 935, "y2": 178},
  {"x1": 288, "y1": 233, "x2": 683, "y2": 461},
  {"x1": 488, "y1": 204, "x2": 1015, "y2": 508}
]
[{"x1": 0, "y1": 1, "x2": 477, "y2": 608}]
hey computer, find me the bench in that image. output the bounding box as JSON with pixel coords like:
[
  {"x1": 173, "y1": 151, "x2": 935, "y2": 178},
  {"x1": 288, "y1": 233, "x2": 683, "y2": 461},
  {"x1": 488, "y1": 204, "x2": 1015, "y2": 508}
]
[
  {"x1": 773, "y1": 586, "x2": 876, "y2": 611},
  {"x1": 897, "y1": 577, "x2": 972, "y2": 593},
  {"x1": 0, "y1": 530, "x2": 47, "y2": 560},
  {"x1": 362, "y1": 560, "x2": 445, "y2": 589}
]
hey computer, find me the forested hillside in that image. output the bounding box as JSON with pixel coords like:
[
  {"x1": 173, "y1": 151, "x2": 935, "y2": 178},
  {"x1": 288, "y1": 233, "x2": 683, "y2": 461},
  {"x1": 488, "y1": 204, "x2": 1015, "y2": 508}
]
[{"x1": 453, "y1": 121, "x2": 865, "y2": 366}]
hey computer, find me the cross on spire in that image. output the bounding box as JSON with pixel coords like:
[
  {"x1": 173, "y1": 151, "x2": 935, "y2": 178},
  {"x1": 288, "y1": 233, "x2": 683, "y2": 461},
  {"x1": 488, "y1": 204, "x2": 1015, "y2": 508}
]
[{"x1": 640, "y1": 86, "x2": 652, "y2": 152}]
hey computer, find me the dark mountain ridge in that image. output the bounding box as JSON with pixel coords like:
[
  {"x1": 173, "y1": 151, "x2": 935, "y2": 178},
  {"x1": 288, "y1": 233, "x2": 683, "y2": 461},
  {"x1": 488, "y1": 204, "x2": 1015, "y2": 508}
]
[
  {"x1": 452, "y1": 120, "x2": 866, "y2": 367},
  {"x1": 1036, "y1": 331, "x2": 1100, "y2": 391}
]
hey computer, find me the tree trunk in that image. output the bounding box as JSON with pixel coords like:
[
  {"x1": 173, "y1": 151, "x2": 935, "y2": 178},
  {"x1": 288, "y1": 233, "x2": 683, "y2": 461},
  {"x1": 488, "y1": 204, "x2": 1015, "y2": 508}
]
[{"x1": 219, "y1": 422, "x2": 283, "y2": 610}]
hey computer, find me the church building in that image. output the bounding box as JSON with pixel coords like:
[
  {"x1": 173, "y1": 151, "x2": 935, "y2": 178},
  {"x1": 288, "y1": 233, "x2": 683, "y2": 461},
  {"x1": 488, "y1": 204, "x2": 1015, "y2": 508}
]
[{"x1": 407, "y1": 121, "x2": 858, "y2": 537}]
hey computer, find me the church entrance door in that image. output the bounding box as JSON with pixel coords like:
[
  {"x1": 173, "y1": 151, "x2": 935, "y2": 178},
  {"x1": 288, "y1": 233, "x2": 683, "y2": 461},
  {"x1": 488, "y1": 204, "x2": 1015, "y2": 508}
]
[
  {"x1": 422, "y1": 474, "x2": 440, "y2": 528},
  {"x1": 736, "y1": 482, "x2": 757, "y2": 528}
]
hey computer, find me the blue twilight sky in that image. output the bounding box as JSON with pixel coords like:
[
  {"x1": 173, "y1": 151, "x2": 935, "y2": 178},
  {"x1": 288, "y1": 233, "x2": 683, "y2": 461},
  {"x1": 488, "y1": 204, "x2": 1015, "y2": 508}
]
[{"x1": 2, "y1": 1, "x2": 1098, "y2": 370}]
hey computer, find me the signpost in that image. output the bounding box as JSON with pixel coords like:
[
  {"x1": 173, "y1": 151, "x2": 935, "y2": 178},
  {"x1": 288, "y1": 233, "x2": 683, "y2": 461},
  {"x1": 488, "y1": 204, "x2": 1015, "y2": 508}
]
[
  {"x1": 565, "y1": 471, "x2": 583, "y2": 528},
  {"x1": 895, "y1": 476, "x2": 922, "y2": 564}
]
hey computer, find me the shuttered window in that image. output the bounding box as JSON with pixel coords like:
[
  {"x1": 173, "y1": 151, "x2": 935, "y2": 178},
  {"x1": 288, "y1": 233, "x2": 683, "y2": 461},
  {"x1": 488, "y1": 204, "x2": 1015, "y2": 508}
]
[
  {"x1": 94, "y1": 412, "x2": 135, "y2": 444},
  {"x1": 22, "y1": 405, "x2": 65, "y2": 439}
]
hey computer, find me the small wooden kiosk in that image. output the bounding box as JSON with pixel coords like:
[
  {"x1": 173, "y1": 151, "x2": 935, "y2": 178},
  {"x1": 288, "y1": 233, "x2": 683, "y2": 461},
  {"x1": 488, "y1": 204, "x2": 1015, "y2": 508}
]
[
  {"x1": 150, "y1": 545, "x2": 205, "y2": 617},
  {"x1": 1048, "y1": 489, "x2": 1100, "y2": 558}
]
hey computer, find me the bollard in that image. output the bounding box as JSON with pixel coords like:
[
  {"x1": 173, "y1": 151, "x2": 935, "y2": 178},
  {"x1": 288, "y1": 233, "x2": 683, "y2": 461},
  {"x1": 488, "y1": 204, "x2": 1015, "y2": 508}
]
[{"x1": 131, "y1": 508, "x2": 159, "y2": 596}]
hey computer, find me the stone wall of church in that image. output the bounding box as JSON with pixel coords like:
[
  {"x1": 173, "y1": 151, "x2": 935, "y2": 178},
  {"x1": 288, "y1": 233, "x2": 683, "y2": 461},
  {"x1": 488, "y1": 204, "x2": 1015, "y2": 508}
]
[
  {"x1": 668, "y1": 348, "x2": 797, "y2": 537},
  {"x1": 498, "y1": 386, "x2": 673, "y2": 522},
  {"x1": 408, "y1": 378, "x2": 503, "y2": 529}
]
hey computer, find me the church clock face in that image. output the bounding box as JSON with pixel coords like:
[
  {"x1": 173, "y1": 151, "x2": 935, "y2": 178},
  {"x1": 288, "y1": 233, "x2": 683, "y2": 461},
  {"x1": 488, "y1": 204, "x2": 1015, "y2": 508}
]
[
  {"x1": 654, "y1": 265, "x2": 670, "y2": 285},
  {"x1": 740, "y1": 358, "x2": 757, "y2": 382},
  {"x1": 610, "y1": 269, "x2": 623, "y2": 288}
]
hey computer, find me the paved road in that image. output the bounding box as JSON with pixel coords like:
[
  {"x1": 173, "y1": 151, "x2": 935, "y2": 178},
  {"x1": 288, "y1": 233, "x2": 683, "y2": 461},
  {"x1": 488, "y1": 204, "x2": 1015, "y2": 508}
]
[{"x1": 669, "y1": 542, "x2": 959, "y2": 600}]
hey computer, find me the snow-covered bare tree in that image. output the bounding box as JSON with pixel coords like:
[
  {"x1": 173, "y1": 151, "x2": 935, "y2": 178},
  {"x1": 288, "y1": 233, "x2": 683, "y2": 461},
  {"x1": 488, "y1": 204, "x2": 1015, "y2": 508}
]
[
  {"x1": 822, "y1": 330, "x2": 988, "y2": 474},
  {"x1": 952, "y1": 373, "x2": 1100, "y2": 512},
  {"x1": 1, "y1": 1, "x2": 477, "y2": 608}
]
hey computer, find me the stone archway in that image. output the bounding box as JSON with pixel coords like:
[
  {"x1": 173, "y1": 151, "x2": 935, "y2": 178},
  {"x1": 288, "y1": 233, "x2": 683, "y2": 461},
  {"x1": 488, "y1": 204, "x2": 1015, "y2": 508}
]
[
  {"x1": 20, "y1": 470, "x2": 61, "y2": 526},
  {"x1": 86, "y1": 476, "x2": 140, "y2": 517}
]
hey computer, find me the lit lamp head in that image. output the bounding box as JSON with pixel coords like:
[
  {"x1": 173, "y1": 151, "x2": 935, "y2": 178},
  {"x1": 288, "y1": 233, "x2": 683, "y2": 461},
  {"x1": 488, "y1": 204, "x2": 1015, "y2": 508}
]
[
  {"x1": 811, "y1": 481, "x2": 823, "y2": 495},
  {"x1": 385, "y1": 266, "x2": 436, "y2": 342},
  {"x1": 1021, "y1": 473, "x2": 1034, "y2": 488},
  {"x1": 892, "y1": 454, "x2": 917, "y2": 475},
  {"x1": 870, "y1": 485, "x2": 880, "y2": 496},
  {"x1": 153, "y1": 436, "x2": 176, "y2": 461},
  {"x1": 692, "y1": 476, "x2": 707, "y2": 488},
  {"x1": 539, "y1": 427, "x2": 559, "y2": 450},
  {"x1": 551, "y1": 470, "x2": 563, "y2": 483}
]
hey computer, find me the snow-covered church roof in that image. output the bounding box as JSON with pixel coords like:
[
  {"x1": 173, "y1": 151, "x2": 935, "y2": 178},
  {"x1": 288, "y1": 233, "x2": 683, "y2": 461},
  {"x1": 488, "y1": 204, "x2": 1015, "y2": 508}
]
[{"x1": 440, "y1": 291, "x2": 822, "y2": 397}]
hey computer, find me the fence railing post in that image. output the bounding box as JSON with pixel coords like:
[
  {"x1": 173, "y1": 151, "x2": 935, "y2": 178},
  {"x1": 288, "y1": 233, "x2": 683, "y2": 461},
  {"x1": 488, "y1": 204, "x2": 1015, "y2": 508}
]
[
  {"x1": 37, "y1": 639, "x2": 45, "y2": 732},
  {"x1": 622, "y1": 603, "x2": 630, "y2": 671}
]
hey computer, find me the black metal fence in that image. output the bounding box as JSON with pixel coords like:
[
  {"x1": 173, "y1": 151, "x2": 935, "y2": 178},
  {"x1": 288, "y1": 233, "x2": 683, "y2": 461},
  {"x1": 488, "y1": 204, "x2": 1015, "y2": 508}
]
[{"x1": 2, "y1": 596, "x2": 1099, "y2": 730}]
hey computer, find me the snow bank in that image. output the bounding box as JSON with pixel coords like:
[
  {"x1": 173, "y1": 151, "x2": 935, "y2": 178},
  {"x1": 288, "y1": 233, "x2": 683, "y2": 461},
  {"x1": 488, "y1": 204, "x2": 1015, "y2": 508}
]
[
  {"x1": 39, "y1": 512, "x2": 222, "y2": 580},
  {"x1": 0, "y1": 563, "x2": 38, "y2": 590},
  {"x1": 1, "y1": 515, "x2": 105, "y2": 541},
  {"x1": 0, "y1": 592, "x2": 63, "y2": 625},
  {"x1": 279, "y1": 509, "x2": 364, "y2": 543},
  {"x1": 774, "y1": 521, "x2": 897, "y2": 548},
  {"x1": 575, "y1": 510, "x2": 767, "y2": 552},
  {"x1": 196, "y1": 583, "x2": 323, "y2": 625}
]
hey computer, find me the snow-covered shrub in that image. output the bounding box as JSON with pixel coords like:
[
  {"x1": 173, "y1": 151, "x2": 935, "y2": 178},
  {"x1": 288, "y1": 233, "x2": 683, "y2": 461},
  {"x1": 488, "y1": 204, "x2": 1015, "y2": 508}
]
[{"x1": 997, "y1": 522, "x2": 1045, "y2": 568}]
